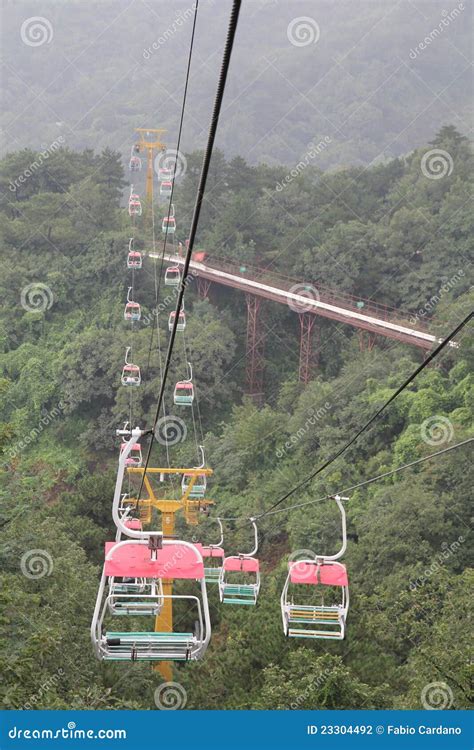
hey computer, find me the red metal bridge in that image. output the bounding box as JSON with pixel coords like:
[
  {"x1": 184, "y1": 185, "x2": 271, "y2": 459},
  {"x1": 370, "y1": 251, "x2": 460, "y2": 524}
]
[{"x1": 156, "y1": 252, "x2": 445, "y2": 400}]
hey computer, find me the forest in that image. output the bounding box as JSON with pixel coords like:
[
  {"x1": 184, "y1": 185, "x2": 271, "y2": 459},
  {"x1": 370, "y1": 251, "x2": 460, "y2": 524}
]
[{"x1": 0, "y1": 122, "x2": 472, "y2": 711}]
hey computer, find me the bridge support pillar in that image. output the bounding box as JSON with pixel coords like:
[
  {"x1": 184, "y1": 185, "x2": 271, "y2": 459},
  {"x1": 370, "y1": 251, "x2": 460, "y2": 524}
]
[
  {"x1": 245, "y1": 294, "x2": 265, "y2": 404},
  {"x1": 197, "y1": 277, "x2": 211, "y2": 300},
  {"x1": 358, "y1": 330, "x2": 377, "y2": 351},
  {"x1": 299, "y1": 313, "x2": 318, "y2": 384}
]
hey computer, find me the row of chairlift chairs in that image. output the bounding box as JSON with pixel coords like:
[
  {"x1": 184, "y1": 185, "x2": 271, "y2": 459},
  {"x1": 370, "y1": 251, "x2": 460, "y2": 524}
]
[
  {"x1": 92, "y1": 171, "x2": 350, "y2": 664},
  {"x1": 128, "y1": 186, "x2": 177, "y2": 236},
  {"x1": 93, "y1": 430, "x2": 350, "y2": 662},
  {"x1": 128, "y1": 144, "x2": 173, "y2": 198}
]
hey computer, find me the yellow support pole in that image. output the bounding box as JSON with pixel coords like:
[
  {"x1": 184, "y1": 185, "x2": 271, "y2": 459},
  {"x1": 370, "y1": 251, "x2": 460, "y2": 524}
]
[
  {"x1": 154, "y1": 509, "x2": 175, "y2": 681},
  {"x1": 134, "y1": 128, "x2": 166, "y2": 219},
  {"x1": 126, "y1": 464, "x2": 214, "y2": 680}
]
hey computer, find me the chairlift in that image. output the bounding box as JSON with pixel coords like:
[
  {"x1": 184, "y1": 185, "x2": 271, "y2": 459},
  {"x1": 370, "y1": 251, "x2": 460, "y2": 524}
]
[
  {"x1": 124, "y1": 287, "x2": 141, "y2": 321},
  {"x1": 280, "y1": 495, "x2": 349, "y2": 640},
  {"x1": 219, "y1": 519, "x2": 260, "y2": 606},
  {"x1": 121, "y1": 347, "x2": 141, "y2": 387},
  {"x1": 174, "y1": 362, "x2": 194, "y2": 406}
]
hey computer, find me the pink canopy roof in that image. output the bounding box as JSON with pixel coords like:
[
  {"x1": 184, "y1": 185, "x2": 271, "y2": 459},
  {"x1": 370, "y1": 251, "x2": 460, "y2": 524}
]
[
  {"x1": 104, "y1": 542, "x2": 204, "y2": 579},
  {"x1": 223, "y1": 556, "x2": 259, "y2": 573},
  {"x1": 120, "y1": 443, "x2": 141, "y2": 452},
  {"x1": 195, "y1": 544, "x2": 224, "y2": 559},
  {"x1": 176, "y1": 382, "x2": 193, "y2": 390},
  {"x1": 289, "y1": 561, "x2": 348, "y2": 586},
  {"x1": 124, "y1": 519, "x2": 142, "y2": 530}
]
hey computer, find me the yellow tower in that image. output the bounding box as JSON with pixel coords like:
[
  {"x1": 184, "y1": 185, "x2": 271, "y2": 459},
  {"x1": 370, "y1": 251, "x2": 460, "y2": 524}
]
[
  {"x1": 127, "y1": 466, "x2": 214, "y2": 681},
  {"x1": 134, "y1": 128, "x2": 167, "y2": 210}
]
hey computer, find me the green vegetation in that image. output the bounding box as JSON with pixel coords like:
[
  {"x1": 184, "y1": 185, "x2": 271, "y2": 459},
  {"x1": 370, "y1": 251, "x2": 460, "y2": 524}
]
[{"x1": 0, "y1": 125, "x2": 472, "y2": 710}]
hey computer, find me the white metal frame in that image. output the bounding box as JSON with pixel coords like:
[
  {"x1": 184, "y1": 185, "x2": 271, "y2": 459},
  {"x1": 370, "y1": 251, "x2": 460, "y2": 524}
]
[
  {"x1": 219, "y1": 518, "x2": 261, "y2": 604},
  {"x1": 280, "y1": 495, "x2": 349, "y2": 639}
]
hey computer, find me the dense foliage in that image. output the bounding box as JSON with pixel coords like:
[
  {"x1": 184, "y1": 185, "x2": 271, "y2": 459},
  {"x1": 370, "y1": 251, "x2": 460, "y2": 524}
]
[{"x1": 0, "y1": 126, "x2": 472, "y2": 710}]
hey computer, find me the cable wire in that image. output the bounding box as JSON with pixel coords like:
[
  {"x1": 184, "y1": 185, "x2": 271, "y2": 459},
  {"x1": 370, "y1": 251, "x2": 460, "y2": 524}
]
[
  {"x1": 137, "y1": 0, "x2": 242, "y2": 505},
  {"x1": 257, "y1": 436, "x2": 473, "y2": 520},
  {"x1": 259, "y1": 310, "x2": 473, "y2": 517}
]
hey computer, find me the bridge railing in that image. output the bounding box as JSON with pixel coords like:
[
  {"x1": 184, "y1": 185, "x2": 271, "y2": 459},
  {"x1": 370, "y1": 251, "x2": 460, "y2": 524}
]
[{"x1": 181, "y1": 252, "x2": 431, "y2": 332}]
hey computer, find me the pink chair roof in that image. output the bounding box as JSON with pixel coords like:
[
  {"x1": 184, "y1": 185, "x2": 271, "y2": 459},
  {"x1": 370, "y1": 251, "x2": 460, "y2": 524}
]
[
  {"x1": 289, "y1": 561, "x2": 348, "y2": 586},
  {"x1": 128, "y1": 251, "x2": 141, "y2": 258},
  {"x1": 120, "y1": 443, "x2": 141, "y2": 452},
  {"x1": 105, "y1": 542, "x2": 204, "y2": 579},
  {"x1": 176, "y1": 382, "x2": 193, "y2": 390},
  {"x1": 195, "y1": 544, "x2": 224, "y2": 559},
  {"x1": 166, "y1": 266, "x2": 180, "y2": 273},
  {"x1": 123, "y1": 365, "x2": 139, "y2": 372},
  {"x1": 223, "y1": 556, "x2": 259, "y2": 573},
  {"x1": 125, "y1": 302, "x2": 140, "y2": 309},
  {"x1": 124, "y1": 519, "x2": 142, "y2": 530}
]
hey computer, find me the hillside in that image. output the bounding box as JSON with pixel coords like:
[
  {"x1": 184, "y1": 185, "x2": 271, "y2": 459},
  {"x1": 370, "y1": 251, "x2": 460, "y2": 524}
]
[
  {"x1": 0, "y1": 123, "x2": 473, "y2": 710},
  {"x1": 1, "y1": 0, "x2": 472, "y2": 169}
]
